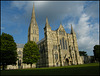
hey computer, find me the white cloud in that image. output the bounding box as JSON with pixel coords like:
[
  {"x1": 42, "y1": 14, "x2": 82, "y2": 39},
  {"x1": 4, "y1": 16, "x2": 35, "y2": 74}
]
[
  {"x1": 84, "y1": 1, "x2": 99, "y2": 18},
  {"x1": 60, "y1": 12, "x2": 99, "y2": 55},
  {"x1": 63, "y1": 13, "x2": 99, "y2": 56},
  {"x1": 10, "y1": 1, "x2": 85, "y2": 24},
  {"x1": 75, "y1": 14, "x2": 90, "y2": 37},
  {"x1": 10, "y1": 1, "x2": 99, "y2": 55},
  {"x1": 73, "y1": 13, "x2": 99, "y2": 55}
]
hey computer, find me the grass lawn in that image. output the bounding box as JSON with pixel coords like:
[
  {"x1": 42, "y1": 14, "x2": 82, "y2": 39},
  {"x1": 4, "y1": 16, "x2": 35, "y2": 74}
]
[{"x1": 1, "y1": 63, "x2": 99, "y2": 75}]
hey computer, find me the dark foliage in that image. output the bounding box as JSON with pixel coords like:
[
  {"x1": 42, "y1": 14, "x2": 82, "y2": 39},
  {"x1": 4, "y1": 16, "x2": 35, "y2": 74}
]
[
  {"x1": 93, "y1": 45, "x2": 100, "y2": 62},
  {"x1": 0, "y1": 32, "x2": 18, "y2": 70},
  {"x1": 23, "y1": 41, "x2": 40, "y2": 68},
  {"x1": 79, "y1": 51, "x2": 88, "y2": 56}
]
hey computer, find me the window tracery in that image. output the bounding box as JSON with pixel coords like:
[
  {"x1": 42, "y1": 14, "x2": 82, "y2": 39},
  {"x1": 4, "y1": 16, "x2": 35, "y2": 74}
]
[
  {"x1": 55, "y1": 54, "x2": 58, "y2": 61},
  {"x1": 59, "y1": 30, "x2": 65, "y2": 35},
  {"x1": 62, "y1": 37, "x2": 65, "y2": 49},
  {"x1": 18, "y1": 50, "x2": 21, "y2": 54},
  {"x1": 65, "y1": 40, "x2": 67, "y2": 49},
  {"x1": 60, "y1": 39, "x2": 62, "y2": 49},
  {"x1": 53, "y1": 45, "x2": 57, "y2": 49}
]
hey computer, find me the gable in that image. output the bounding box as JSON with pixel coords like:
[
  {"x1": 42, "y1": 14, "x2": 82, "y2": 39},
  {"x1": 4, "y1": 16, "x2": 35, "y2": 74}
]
[
  {"x1": 57, "y1": 24, "x2": 66, "y2": 35},
  {"x1": 58, "y1": 24, "x2": 66, "y2": 31}
]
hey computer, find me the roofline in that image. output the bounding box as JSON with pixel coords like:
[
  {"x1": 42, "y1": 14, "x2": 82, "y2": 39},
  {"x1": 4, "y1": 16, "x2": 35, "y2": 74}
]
[{"x1": 37, "y1": 38, "x2": 45, "y2": 45}]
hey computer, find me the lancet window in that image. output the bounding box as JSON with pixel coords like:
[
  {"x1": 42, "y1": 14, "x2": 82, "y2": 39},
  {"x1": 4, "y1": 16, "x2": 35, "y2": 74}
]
[
  {"x1": 18, "y1": 50, "x2": 21, "y2": 54},
  {"x1": 53, "y1": 45, "x2": 57, "y2": 49},
  {"x1": 55, "y1": 54, "x2": 58, "y2": 61},
  {"x1": 65, "y1": 40, "x2": 67, "y2": 49},
  {"x1": 60, "y1": 38, "x2": 67, "y2": 50},
  {"x1": 59, "y1": 30, "x2": 65, "y2": 35}
]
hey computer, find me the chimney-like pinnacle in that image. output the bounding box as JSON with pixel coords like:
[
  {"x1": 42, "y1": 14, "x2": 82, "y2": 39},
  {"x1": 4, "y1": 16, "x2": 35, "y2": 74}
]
[
  {"x1": 31, "y1": 4, "x2": 35, "y2": 19},
  {"x1": 71, "y1": 24, "x2": 75, "y2": 34},
  {"x1": 46, "y1": 16, "x2": 49, "y2": 24},
  {"x1": 45, "y1": 16, "x2": 50, "y2": 28}
]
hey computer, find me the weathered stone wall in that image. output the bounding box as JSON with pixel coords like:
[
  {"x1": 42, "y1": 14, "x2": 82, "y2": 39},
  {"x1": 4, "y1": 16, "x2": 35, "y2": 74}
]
[
  {"x1": 81, "y1": 56, "x2": 94, "y2": 64},
  {"x1": 7, "y1": 47, "x2": 36, "y2": 69},
  {"x1": 36, "y1": 23, "x2": 83, "y2": 68}
]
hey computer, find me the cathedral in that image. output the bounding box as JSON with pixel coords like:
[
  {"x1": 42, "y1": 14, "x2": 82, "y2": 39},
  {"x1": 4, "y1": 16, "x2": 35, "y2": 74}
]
[
  {"x1": 28, "y1": 5, "x2": 83, "y2": 67},
  {"x1": 7, "y1": 5, "x2": 83, "y2": 69}
]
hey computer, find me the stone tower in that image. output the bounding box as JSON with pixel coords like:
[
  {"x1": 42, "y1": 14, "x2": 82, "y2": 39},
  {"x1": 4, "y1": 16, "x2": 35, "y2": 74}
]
[
  {"x1": 71, "y1": 24, "x2": 82, "y2": 64},
  {"x1": 44, "y1": 17, "x2": 51, "y2": 38},
  {"x1": 44, "y1": 17, "x2": 52, "y2": 67},
  {"x1": 28, "y1": 4, "x2": 39, "y2": 43}
]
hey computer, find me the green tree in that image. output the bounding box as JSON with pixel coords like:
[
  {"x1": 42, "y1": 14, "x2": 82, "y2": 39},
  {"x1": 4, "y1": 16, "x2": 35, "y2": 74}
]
[
  {"x1": 79, "y1": 51, "x2": 88, "y2": 56},
  {"x1": 93, "y1": 45, "x2": 100, "y2": 62},
  {"x1": 23, "y1": 41, "x2": 40, "y2": 68},
  {"x1": 0, "y1": 32, "x2": 18, "y2": 70}
]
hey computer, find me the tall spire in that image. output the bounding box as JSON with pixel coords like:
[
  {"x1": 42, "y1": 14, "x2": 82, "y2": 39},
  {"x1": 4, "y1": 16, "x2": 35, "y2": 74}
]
[
  {"x1": 46, "y1": 16, "x2": 49, "y2": 25},
  {"x1": 45, "y1": 16, "x2": 50, "y2": 28},
  {"x1": 71, "y1": 24, "x2": 75, "y2": 34},
  {"x1": 28, "y1": 4, "x2": 39, "y2": 42},
  {"x1": 59, "y1": 22, "x2": 64, "y2": 29},
  {"x1": 30, "y1": 4, "x2": 38, "y2": 26},
  {"x1": 32, "y1": 4, "x2": 35, "y2": 19}
]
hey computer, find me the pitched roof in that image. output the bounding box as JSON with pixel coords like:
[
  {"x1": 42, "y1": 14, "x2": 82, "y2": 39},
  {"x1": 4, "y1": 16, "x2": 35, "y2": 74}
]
[{"x1": 17, "y1": 44, "x2": 24, "y2": 48}]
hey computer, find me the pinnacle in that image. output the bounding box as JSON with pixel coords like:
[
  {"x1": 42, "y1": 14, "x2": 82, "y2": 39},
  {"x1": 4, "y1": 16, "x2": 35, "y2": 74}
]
[
  {"x1": 71, "y1": 24, "x2": 73, "y2": 29},
  {"x1": 46, "y1": 16, "x2": 49, "y2": 24},
  {"x1": 45, "y1": 16, "x2": 50, "y2": 28},
  {"x1": 30, "y1": 4, "x2": 38, "y2": 27},
  {"x1": 32, "y1": 4, "x2": 35, "y2": 18},
  {"x1": 59, "y1": 22, "x2": 63, "y2": 28},
  {"x1": 71, "y1": 24, "x2": 75, "y2": 34}
]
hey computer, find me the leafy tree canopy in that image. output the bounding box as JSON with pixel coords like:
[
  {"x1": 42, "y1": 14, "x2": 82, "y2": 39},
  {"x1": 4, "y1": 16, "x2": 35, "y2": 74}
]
[
  {"x1": 23, "y1": 41, "x2": 40, "y2": 67},
  {"x1": 93, "y1": 45, "x2": 100, "y2": 61},
  {"x1": 0, "y1": 32, "x2": 18, "y2": 70},
  {"x1": 79, "y1": 51, "x2": 88, "y2": 56}
]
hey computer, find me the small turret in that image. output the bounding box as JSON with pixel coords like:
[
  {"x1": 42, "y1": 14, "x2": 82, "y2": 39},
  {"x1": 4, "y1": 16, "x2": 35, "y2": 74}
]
[
  {"x1": 71, "y1": 24, "x2": 75, "y2": 34},
  {"x1": 45, "y1": 17, "x2": 51, "y2": 28},
  {"x1": 44, "y1": 17, "x2": 51, "y2": 38},
  {"x1": 44, "y1": 17, "x2": 51, "y2": 31}
]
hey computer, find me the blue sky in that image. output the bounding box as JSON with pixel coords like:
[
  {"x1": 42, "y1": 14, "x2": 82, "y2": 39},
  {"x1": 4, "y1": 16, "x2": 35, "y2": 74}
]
[{"x1": 1, "y1": 1, "x2": 99, "y2": 56}]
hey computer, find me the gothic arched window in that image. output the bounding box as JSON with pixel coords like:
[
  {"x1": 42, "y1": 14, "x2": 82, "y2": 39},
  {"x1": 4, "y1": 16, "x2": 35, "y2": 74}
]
[
  {"x1": 59, "y1": 30, "x2": 65, "y2": 35},
  {"x1": 53, "y1": 45, "x2": 57, "y2": 49},
  {"x1": 60, "y1": 39, "x2": 62, "y2": 49},
  {"x1": 73, "y1": 54, "x2": 74, "y2": 59},
  {"x1": 55, "y1": 54, "x2": 58, "y2": 61},
  {"x1": 62, "y1": 37, "x2": 65, "y2": 49},
  {"x1": 18, "y1": 60, "x2": 21, "y2": 66},
  {"x1": 18, "y1": 50, "x2": 21, "y2": 54},
  {"x1": 65, "y1": 40, "x2": 67, "y2": 49}
]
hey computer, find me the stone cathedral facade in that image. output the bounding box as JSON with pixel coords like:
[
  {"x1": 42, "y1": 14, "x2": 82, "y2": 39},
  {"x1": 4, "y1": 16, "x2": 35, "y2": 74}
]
[
  {"x1": 28, "y1": 5, "x2": 83, "y2": 68},
  {"x1": 7, "y1": 5, "x2": 83, "y2": 69}
]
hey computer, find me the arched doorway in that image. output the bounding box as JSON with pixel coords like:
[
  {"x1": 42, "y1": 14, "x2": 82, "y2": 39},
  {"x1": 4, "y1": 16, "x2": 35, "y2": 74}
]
[
  {"x1": 64, "y1": 58, "x2": 69, "y2": 66},
  {"x1": 56, "y1": 62, "x2": 58, "y2": 66},
  {"x1": 18, "y1": 60, "x2": 21, "y2": 69}
]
